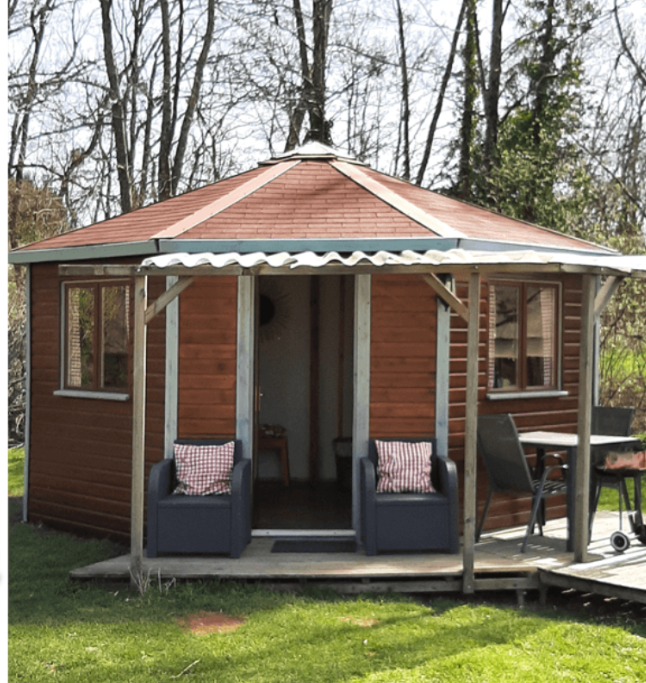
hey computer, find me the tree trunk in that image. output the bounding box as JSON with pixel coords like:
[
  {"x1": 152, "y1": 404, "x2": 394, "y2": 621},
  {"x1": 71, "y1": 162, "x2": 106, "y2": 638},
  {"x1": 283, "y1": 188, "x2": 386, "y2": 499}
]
[
  {"x1": 307, "y1": 0, "x2": 333, "y2": 144},
  {"x1": 158, "y1": 0, "x2": 174, "y2": 201},
  {"x1": 100, "y1": 0, "x2": 133, "y2": 213},
  {"x1": 171, "y1": 0, "x2": 216, "y2": 195},
  {"x1": 457, "y1": 0, "x2": 478, "y2": 200},
  {"x1": 9, "y1": 0, "x2": 53, "y2": 183},
  {"x1": 533, "y1": 0, "x2": 555, "y2": 148},
  {"x1": 286, "y1": 0, "x2": 311, "y2": 150},
  {"x1": 396, "y1": 0, "x2": 410, "y2": 180},
  {"x1": 482, "y1": 0, "x2": 504, "y2": 175}
]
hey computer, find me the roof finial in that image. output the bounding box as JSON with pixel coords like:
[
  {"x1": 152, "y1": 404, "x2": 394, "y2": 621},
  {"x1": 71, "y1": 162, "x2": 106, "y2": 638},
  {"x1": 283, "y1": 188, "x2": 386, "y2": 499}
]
[{"x1": 260, "y1": 141, "x2": 365, "y2": 166}]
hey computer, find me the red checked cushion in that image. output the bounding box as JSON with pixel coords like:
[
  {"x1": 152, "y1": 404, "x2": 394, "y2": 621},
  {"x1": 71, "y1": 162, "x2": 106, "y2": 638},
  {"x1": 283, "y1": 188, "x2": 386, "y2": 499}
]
[
  {"x1": 173, "y1": 442, "x2": 235, "y2": 495},
  {"x1": 376, "y1": 440, "x2": 434, "y2": 493}
]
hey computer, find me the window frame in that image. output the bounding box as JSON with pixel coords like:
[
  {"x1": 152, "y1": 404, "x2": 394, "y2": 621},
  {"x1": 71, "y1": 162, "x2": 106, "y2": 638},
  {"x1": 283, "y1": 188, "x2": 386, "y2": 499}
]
[
  {"x1": 487, "y1": 277, "x2": 563, "y2": 396},
  {"x1": 58, "y1": 279, "x2": 132, "y2": 399}
]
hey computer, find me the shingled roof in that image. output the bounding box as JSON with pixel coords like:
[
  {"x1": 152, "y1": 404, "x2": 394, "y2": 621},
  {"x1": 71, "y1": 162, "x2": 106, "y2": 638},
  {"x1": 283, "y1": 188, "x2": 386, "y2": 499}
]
[{"x1": 10, "y1": 142, "x2": 612, "y2": 262}]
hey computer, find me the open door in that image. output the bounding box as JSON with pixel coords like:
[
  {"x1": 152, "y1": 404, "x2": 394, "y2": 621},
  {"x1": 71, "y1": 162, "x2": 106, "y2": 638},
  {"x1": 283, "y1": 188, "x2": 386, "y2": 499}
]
[{"x1": 252, "y1": 274, "x2": 353, "y2": 530}]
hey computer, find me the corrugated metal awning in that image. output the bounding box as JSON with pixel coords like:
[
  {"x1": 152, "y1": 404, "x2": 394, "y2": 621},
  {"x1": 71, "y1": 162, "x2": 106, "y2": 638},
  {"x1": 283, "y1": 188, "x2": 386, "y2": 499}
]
[{"x1": 137, "y1": 249, "x2": 646, "y2": 278}]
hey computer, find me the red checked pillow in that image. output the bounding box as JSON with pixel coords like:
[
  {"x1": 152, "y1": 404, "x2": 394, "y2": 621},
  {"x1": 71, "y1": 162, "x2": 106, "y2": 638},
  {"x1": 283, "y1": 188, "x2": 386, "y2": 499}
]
[
  {"x1": 173, "y1": 442, "x2": 235, "y2": 495},
  {"x1": 376, "y1": 440, "x2": 434, "y2": 493}
]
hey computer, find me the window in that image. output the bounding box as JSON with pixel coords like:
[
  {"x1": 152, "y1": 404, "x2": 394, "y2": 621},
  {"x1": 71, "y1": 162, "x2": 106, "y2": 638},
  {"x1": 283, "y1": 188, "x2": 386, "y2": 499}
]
[
  {"x1": 64, "y1": 282, "x2": 131, "y2": 393},
  {"x1": 488, "y1": 280, "x2": 559, "y2": 392}
]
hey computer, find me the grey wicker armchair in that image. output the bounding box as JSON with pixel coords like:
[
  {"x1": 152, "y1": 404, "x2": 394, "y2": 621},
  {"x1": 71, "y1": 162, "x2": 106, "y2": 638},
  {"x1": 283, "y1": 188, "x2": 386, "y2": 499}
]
[
  {"x1": 146, "y1": 439, "x2": 251, "y2": 558},
  {"x1": 360, "y1": 438, "x2": 459, "y2": 555}
]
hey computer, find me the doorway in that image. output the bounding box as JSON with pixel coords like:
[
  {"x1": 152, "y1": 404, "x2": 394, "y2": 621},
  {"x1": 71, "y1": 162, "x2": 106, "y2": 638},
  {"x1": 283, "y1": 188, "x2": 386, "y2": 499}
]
[{"x1": 253, "y1": 274, "x2": 354, "y2": 530}]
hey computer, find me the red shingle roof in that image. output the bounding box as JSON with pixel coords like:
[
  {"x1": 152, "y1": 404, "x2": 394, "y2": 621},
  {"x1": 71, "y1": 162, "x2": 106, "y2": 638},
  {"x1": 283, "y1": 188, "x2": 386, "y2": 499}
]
[
  {"x1": 362, "y1": 168, "x2": 594, "y2": 251},
  {"x1": 15, "y1": 143, "x2": 609, "y2": 254}
]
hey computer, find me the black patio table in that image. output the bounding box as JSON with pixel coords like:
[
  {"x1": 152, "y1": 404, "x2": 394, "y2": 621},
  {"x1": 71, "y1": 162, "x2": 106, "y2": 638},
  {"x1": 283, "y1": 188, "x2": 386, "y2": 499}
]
[{"x1": 518, "y1": 431, "x2": 642, "y2": 551}]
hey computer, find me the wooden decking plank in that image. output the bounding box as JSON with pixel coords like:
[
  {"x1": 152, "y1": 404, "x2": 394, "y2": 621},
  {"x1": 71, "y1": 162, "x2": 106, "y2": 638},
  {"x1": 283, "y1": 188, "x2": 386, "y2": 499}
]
[
  {"x1": 539, "y1": 571, "x2": 646, "y2": 605},
  {"x1": 538, "y1": 511, "x2": 646, "y2": 604},
  {"x1": 69, "y1": 513, "x2": 645, "y2": 603}
]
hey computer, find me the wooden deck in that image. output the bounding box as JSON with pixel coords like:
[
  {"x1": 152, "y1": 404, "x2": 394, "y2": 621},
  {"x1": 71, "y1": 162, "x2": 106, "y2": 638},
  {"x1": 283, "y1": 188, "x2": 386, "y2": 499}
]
[
  {"x1": 70, "y1": 512, "x2": 646, "y2": 603},
  {"x1": 538, "y1": 511, "x2": 646, "y2": 604}
]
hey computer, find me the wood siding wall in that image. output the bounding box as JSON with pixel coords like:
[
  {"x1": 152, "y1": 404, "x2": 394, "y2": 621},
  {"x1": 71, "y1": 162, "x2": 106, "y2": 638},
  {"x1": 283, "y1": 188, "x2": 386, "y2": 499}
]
[
  {"x1": 27, "y1": 266, "x2": 583, "y2": 542},
  {"x1": 177, "y1": 276, "x2": 238, "y2": 438},
  {"x1": 28, "y1": 263, "x2": 166, "y2": 544},
  {"x1": 370, "y1": 275, "x2": 437, "y2": 438},
  {"x1": 449, "y1": 274, "x2": 582, "y2": 532}
]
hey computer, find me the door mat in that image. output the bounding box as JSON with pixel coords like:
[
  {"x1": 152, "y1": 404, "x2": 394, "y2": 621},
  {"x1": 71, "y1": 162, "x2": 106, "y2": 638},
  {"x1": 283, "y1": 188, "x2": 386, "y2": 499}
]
[{"x1": 271, "y1": 538, "x2": 357, "y2": 553}]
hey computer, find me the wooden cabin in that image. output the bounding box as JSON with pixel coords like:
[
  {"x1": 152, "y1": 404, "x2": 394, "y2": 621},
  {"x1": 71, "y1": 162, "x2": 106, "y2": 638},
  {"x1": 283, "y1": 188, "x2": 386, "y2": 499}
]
[{"x1": 11, "y1": 143, "x2": 646, "y2": 580}]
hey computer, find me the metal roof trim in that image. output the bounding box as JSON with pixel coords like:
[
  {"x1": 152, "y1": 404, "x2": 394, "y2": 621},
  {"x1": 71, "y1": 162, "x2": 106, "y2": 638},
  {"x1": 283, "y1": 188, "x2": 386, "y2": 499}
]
[
  {"x1": 163, "y1": 236, "x2": 613, "y2": 257},
  {"x1": 8, "y1": 241, "x2": 158, "y2": 264},
  {"x1": 456, "y1": 237, "x2": 615, "y2": 255},
  {"x1": 8, "y1": 235, "x2": 620, "y2": 265},
  {"x1": 159, "y1": 237, "x2": 458, "y2": 254}
]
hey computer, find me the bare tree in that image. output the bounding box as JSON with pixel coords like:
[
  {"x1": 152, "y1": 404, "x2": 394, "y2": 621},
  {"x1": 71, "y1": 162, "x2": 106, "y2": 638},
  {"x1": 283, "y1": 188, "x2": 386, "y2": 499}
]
[
  {"x1": 100, "y1": 0, "x2": 134, "y2": 213},
  {"x1": 8, "y1": 0, "x2": 56, "y2": 184},
  {"x1": 286, "y1": 0, "x2": 333, "y2": 148},
  {"x1": 415, "y1": 1, "x2": 467, "y2": 186},
  {"x1": 481, "y1": 0, "x2": 507, "y2": 176},
  {"x1": 456, "y1": 0, "x2": 478, "y2": 200},
  {"x1": 158, "y1": 0, "x2": 216, "y2": 199},
  {"x1": 613, "y1": 0, "x2": 646, "y2": 88},
  {"x1": 395, "y1": 0, "x2": 411, "y2": 180}
]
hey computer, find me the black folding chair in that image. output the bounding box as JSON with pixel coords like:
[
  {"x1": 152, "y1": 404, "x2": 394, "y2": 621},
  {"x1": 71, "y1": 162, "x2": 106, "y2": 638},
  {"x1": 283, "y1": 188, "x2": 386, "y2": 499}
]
[{"x1": 477, "y1": 414, "x2": 568, "y2": 552}]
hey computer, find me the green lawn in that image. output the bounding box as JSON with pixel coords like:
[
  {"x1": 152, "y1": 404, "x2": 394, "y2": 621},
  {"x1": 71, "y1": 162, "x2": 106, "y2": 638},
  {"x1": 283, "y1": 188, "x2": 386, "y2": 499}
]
[
  {"x1": 598, "y1": 476, "x2": 646, "y2": 511},
  {"x1": 7, "y1": 449, "x2": 646, "y2": 682},
  {"x1": 8, "y1": 447, "x2": 25, "y2": 497},
  {"x1": 8, "y1": 517, "x2": 646, "y2": 682}
]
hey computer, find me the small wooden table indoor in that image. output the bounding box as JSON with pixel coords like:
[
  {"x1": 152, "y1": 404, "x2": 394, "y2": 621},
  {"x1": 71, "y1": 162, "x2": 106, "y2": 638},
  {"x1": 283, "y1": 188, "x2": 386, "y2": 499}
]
[
  {"x1": 257, "y1": 435, "x2": 290, "y2": 486},
  {"x1": 519, "y1": 431, "x2": 642, "y2": 550}
]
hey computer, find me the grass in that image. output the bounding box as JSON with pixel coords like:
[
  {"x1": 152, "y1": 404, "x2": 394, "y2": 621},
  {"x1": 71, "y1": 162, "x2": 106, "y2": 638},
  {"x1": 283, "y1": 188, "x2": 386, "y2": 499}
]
[
  {"x1": 8, "y1": 521, "x2": 646, "y2": 683},
  {"x1": 597, "y1": 476, "x2": 646, "y2": 512},
  {"x1": 8, "y1": 447, "x2": 25, "y2": 497},
  {"x1": 7, "y1": 449, "x2": 646, "y2": 681}
]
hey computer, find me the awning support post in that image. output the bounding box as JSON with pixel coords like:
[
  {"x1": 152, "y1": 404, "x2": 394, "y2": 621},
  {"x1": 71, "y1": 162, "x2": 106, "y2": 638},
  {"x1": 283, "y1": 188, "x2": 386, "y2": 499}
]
[
  {"x1": 575, "y1": 274, "x2": 595, "y2": 563},
  {"x1": 462, "y1": 270, "x2": 481, "y2": 594},
  {"x1": 353, "y1": 274, "x2": 371, "y2": 537},
  {"x1": 130, "y1": 275, "x2": 148, "y2": 588}
]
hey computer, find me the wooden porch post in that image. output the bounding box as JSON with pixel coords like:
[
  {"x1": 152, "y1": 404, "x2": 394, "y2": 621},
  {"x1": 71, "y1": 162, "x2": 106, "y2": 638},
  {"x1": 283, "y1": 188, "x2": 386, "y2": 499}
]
[
  {"x1": 353, "y1": 274, "x2": 371, "y2": 536},
  {"x1": 236, "y1": 276, "x2": 256, "y2": 462},
  {"x1": 574, "y1": 273, "x2": 595, "y2": 563},
  {"x1": 164, "y1": 276, "x2": 179, "y2": 458},
  {"x1": 435, "y1": 275, "x2": 452, "y2": 456},
  {"x1": 130, "y1": 275, "x2": 148, "y2": 583},
  {"x1": 462, "y1": 270, "x2": 481, "y2": 594}
]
